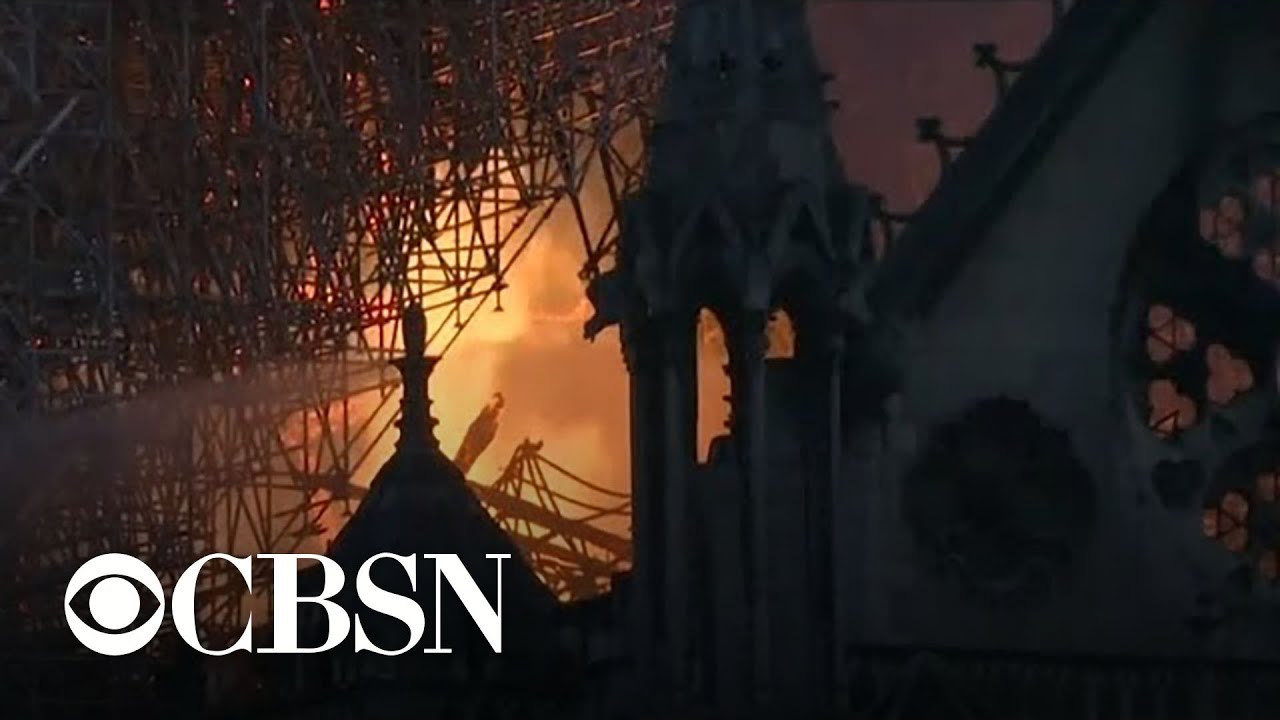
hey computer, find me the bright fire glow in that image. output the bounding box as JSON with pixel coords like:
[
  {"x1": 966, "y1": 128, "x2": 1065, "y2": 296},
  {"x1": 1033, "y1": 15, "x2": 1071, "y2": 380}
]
[{"x1": 339, "y1": 147, "x2": 636, "y2": 506}]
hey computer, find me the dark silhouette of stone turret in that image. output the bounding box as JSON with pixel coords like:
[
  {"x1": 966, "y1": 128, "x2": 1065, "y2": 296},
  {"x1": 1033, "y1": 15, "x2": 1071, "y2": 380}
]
[{"x1": 584, "y1": 0, "x2": 875, "y2": 714}]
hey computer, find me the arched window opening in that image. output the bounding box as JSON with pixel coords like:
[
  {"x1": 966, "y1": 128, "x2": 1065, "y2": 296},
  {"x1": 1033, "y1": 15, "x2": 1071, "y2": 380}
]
[
  {"x1": 766, "y1": 307, "x2": 795, "y2": 359},
  {"x1": 697, "y1": 308, "x2": 731, "y2": 463}
]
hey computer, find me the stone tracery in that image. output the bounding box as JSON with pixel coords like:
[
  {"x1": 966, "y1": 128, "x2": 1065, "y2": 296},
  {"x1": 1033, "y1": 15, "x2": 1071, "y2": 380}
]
[{"x1": 1126, "y1": 116, "x2": 1280, "y2": 587}]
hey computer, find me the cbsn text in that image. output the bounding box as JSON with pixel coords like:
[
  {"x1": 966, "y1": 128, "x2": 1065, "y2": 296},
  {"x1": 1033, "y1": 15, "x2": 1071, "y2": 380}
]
[{"x1": 64, "y1": 552, "x2": 508, "y2": 657}]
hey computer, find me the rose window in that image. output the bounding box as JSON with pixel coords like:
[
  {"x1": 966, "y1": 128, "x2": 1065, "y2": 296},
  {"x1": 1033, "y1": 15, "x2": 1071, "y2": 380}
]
[{"x1": 1123, "y1": 119, "x2": 1280, "y2": 590}]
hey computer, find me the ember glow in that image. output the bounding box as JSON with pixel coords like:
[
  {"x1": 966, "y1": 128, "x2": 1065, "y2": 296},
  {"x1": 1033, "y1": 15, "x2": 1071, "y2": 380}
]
[
  {"x1": 424, "y1": 208, "x2": 633, "y2": 492},
  {"x1": 327, "y1": 156, "x2": 637, "y2": 506}
]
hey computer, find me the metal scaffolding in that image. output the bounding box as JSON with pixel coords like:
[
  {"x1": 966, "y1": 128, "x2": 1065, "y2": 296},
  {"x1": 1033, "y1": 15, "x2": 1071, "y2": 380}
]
[
  {"x1": 479, "y1": 439, "x2": 631, "y2": 600},
  {"x1": 0, "y1": 0, "x2": 672, "y2": 706}
]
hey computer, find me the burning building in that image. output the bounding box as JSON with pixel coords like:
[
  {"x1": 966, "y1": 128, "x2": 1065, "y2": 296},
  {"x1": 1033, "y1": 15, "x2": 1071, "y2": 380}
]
[{"x1": 6, "y1": 0, "x2": 1280, "y2": 717}]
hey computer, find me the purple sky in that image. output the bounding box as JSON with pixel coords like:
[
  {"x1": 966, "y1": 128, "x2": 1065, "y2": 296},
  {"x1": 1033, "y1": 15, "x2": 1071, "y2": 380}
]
[{"x1": 809, "y1": 0, "x2": 1053, "y2": 211}]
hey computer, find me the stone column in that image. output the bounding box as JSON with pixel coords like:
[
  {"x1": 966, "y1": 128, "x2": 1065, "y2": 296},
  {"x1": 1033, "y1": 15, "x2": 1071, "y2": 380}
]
[
  {"x1": 808, "y1": 319, "x2": 846, "y2": 708},
  {"x1": 621, "y1": 317, "x2": 661, "y2": 708},
  {"x1": 660, "y1": 311, "x2": 698, "y2": 701},
  {"x1": 728, "y1": 308, "x2": 771, "y2": 703}
]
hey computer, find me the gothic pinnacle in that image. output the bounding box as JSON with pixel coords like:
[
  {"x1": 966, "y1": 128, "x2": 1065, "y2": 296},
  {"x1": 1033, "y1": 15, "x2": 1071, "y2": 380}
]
[{"x1": 391, "y1": 302, "x2": 440, "y2": 453}]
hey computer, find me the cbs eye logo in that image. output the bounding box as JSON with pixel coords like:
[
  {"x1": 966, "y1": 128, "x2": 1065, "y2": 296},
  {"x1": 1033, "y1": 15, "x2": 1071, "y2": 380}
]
[{"x1": 63, "y1": 553, "x2": 166, "y2": 656}]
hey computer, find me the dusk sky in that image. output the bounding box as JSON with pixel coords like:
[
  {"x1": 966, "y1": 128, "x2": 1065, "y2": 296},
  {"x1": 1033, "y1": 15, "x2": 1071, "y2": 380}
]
[{"x1": 811, "y1": 0, "x2": 1053, "y2": 210}]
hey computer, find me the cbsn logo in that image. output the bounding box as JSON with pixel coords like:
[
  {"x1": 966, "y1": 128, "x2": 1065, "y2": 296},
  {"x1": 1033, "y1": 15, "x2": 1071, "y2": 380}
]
[{"x1": 65, "y1": 553, "x2": 508, "y2": 658}]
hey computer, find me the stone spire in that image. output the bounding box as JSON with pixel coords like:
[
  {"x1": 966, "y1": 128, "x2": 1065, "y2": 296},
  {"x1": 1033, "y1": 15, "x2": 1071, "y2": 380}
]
[{"x1": 390, "y1": 302, "x2": 439, "y2": 452}]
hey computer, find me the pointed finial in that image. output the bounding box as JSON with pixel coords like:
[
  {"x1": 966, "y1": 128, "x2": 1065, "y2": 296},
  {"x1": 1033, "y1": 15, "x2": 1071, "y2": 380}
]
[
  {"x1": 392, "y1": 302, "x2": 439, "y2": 452},
  {"x1": 404, "y1": 302, "x2": 425, "y2": 358}
]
